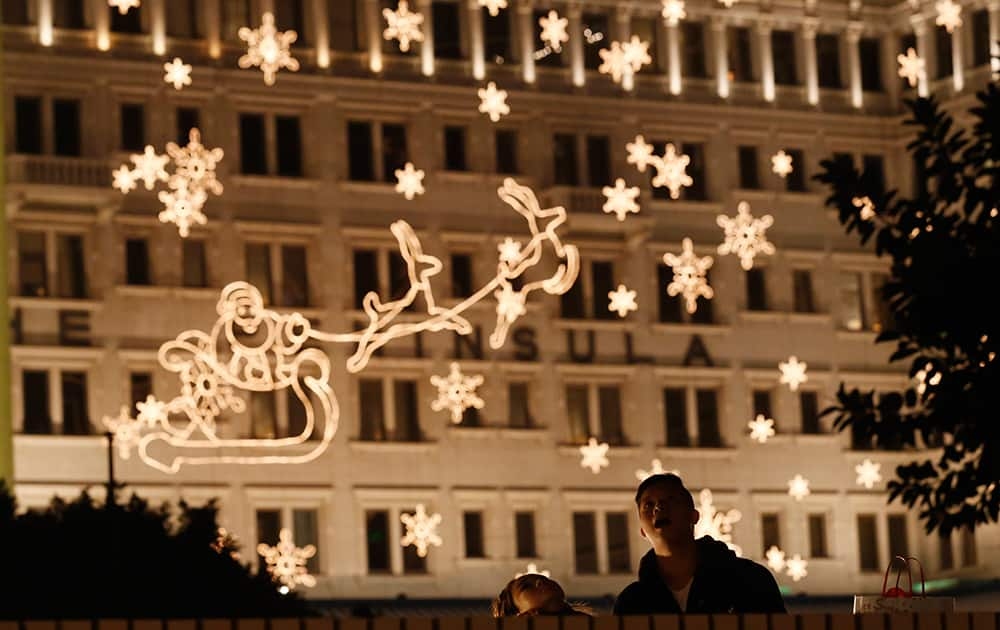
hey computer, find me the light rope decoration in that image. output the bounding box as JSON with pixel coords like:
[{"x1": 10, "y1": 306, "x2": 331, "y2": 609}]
[{"x1": 104, "y1": 179, "x2": 579, "y2": 473}]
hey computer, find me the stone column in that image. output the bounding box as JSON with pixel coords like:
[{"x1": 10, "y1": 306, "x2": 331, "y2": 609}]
[
  {"x1": 615, "y1": 6, "x2": 634, "y2": 90},
  {"x1": 469, "y1": 0, "x2": 486, "y2": 79},
  {"x1": 150, "y1": 0, "x2": 166, "y2": 55},
  {"x1": 365, "y1": 0, "x2": 384, "y2": 72},
  {"x1": 37, "y1": 0, "x2": 53, "y2": 46},
  {"x1": 950, "y1": 23, "x2": 964, "y2": 92},
  {"x1": 312, "y1": 0, "x2": 331, "y2": 68},
  {"x1": 92, "y1": 0, "x2": 110, "y2": 51},
  {"x1": 419, "y1": 0, "x2": 435, "y2": 76},
  {"x1": 802, "y1": 18, "x2": 819, "y2": 105},
  {"x1": 568, "y1": 3, "x2": 585, "y2": 87},
  {"x1": 205, "y1": 0, "x2": 221, "y2": 59},
  {"x1": 758, "y1": 21, "x2": 775, "y2": 102},
  {"x1": 881, "y1": 29, "x2": 901, "y2": 109},
  {"x1": 911, "y1": 15, "x2": 930, "y2": 97},
  {"x1": 989, "y1": 0, "x2": 1000, "y2": 75},
  {"x1": 711, "y1": 17, "x2": 729, "y2": 98},
  {"x1": 517, "y1": 0, "x2": 536, "y2": 83},
  {"x1": 666, "y1": 21, "x2": 681, "y2": 95},
  {"x1": 846, "y1": 21, "x2": 863, "y2": 109}
]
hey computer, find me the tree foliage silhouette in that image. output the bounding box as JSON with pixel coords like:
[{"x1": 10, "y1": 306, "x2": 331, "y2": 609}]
[
  {"x1": 815, "y1": 80, "x2": 1000, "y2": 536},
  {"x1": 0, "y1": 483, "x2": 311, "y2": 618}
]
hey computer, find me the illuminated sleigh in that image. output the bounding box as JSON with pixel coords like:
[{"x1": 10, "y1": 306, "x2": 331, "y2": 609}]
[{"x1": 104, "y1": 179, "x2": 580, "y2": 473}]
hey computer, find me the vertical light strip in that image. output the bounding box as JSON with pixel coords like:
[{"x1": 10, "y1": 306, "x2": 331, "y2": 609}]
[
  {"x1": 366, "y1": 0, "x2": 384, "y2": 73},
  {"x1": 712, "y1": 18, "x2": 729, "y2": 99},
  {"x1": 206, "y1": 0, "x2": 222, "y2": 58},
  {"x1": 616, "y1": 7, "x2": 633, "y2": 91},
  {"x1": 912, "y1": 16, "x2": 930, "y2": 97},
  {"x1": 568, "y1": 5, "x2": 585, "y2": 87},
  {"x1": 93, "y1": 0, "x2": 111, "y2": 50},
  {"x1": 758, "y1": 22, "x2": 775, "y2": 102},
  {"x1": 846, "y1": 23, "x2": 864, "y2": 109},
  {"x1": 469, "y1": 0, "x2": 486, "y2": 80},
  {"x1": 151, "y1": 0, "x2": 167, "y2": 55},
  {"x1": 313, "y1": 0, "x2": 331, "y2": 68},
  {"x1": 802, "y1": 19, "x2": 819, "y2": 106},
  {"x1": 667, "y1": 22, "x2": 681, "y2": 95},
  {"x1": 38, "y1": 0, "x2": 54, "y2": 46},
  {"x1": 420, "y1": 0, "x2": 435, "y2": 77},
  {"x1": 990, "y1": 1, "x2": 1000, "y2": 75},
  {"x1": 518, "y1": 1, "x2": 536, "y2": 83},
  {"x1": 950, "y1": 26, "x2": 964, "y2": 92}
]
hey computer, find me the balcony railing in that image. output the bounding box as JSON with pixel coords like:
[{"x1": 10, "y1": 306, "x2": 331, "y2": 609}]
[
  {"x1": 6, "y1": 154, "x2": 109, "y2": 188},
  {"x1": 541, "y1": 186, "x2": 607, "y2": 215}
]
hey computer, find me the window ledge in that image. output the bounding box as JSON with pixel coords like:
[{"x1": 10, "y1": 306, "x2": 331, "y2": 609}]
[
  {"x1": 9, "y1": 296, "x2": 103, "y2": 311},
  {"x1": 271, "y1": 305, "x2": 325, "y2": 320},
  {"x1": 787, "y1": 312, "x2": 832, "y2": 324},
  {"x1": 338, "y1": 181, "x2": 397, "y2": 195},
  {"x1": 651, "y1": 322, "x2": 732, "y2": 336},
  {"x1": 763, "y1": 433, "x2": 838, "y2": 445},
  {"x1": 14, "y1": 434, "x2": 106, "y2": 446},
  {"x1": 655, "y1": 446, "x2": 738, "y2": 459},
  {"x1": 647, "y1": 199, "x2": 722, "y2": 213},
  {"x1": 835, "y1": 329, "x2": 880, "y2": 342},
  {"x1": 776, "y1": 190, "x2": 823, "y2": 202},
  {"x1": 552, "y1": 318, "x2": 636, "y2": 332},
  {"x1": 447, "y1": 425, "x2": 550, "y2": 440},
  {"x1": 230, "y1": 175, "x2": 321, "y2": 190},
  {"x1": 500, "y1": 427, "x2": 550, "y2": 440},
  {"x1": 360, "y1": 574, "x2": 436, "y2": 583},
  {"x1": 348, "y1": 440, "x2": 439, "y2": 453},
  {"x1": 731, "y1": 189, "x2": 777, "y2": 202},
  {"x1": 455, "y1": 557, "x2": 496, "y2": 568},
  {"x1": 739, "y1": 311, "x2": 833, "y2": 325},
  {"x1": 436, "y1": 170, "x2": 487, "y2": 183},
  {"x1": 11, "y1": 345, "x2": 105, "y2": 362},
  {"x1": 557, "y1": 443, "x2": 641, "y2": 457}
]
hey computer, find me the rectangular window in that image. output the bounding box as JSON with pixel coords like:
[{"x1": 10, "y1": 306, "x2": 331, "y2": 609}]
[
  {"x1": 61, "y1": 371, "x2": 89, "y2": 435},
  {"x1": 860, "y1": 38, "x2": 883, "y2": 91},
  {"x1": 862, "y1": 154, "x2": 886, "y2": 196},
  {"x1": 444, "y1": 126, "x2": 468, "y2": 171},
  {"x1": 366, "y1": 510, "x2": 390, "y2": 572},
  {"x1": 14, "y1": 97, "x2": 42, "y2": 154},
  {"x1": 566, "y1": 384, "x2": 590, "y2": 443},
  {"x1": 221, "y1": 0, "x2": 251, "y2": 41},
  {"x1": 120, "y1": 104, "x2": 145, "y2": 152},
  {"x1": 125, "y1": 238, "x2": 151, "y2": 286},
  {"x1": 255, "y1": 509, "x2": 282, "y2": 570},
  {"x1": 245, "y1": 243, "x2": 273, "y2": 304},
  {"x1": 960, "y1": 528, "x2": 977, "y2": 567},
  {"x1": 772, "y1": 30, "x2": 798, "y2": 85},
  {"x1": 359, "y1": 379, "x2": 386, "y2": 441},
  {"x1": 347, "y1": 121, "x2": 375, "y2": 181},
  {"x1": 275, "y1": 0, "x2": 306, "y2": 45},
  {"x1": 463, "y1": 511, "x2": 486, "y2": 558},
  {"x1": 606, "y1": 512, "x2": 631, "y2": 573},
  {"x1": 381, "y1": 124, "x2": 408, "y2": 183},
  {"x1": 632, "y1": 18, "x2": 660, "y2": 71},
  {"x1": 353, "y1": 250, "x2": 378, "y2": 310},
  {"x1": 591, "y1": 261, "x2": 615, "y2": 320},
  {"x1": 508, "y1": 382, "x2": 533, "y2": 428},
  {"x1": 2, "y1": 0, "x2": 29, "y2": 24},
  {"x1": 292, "y1": 509, "x2": 320, "y2": 573},
  {"x1": 939, "y1": 534, "x2": 954, "y2": 570},
  {"x1": 450, "y1": 254, "x2": 473, "y2": 298},
  {"x1": 483, "y1": 6, "x2": 511, "y2": 62},
  {"x1": 286, "y1": 388, "x2": 310, "y2": 439},
  {"x1": 761, "y1": 513, "x2": 781, "y2": 550},
  {"x1": 598, "y1": 386, "x2": 624, "y2": 445},
  {"x1": 52, "y1": 99, "x2": 81, "y2": 157},
  {"x1": 792, "y1": 269, "x2": 815, "y2": 313},
  {"x1": 746, "y1": 268, "x2": 768, "y2": 311},
  {"x1": 393, "y1": 380, "x2": 420, "y2": 442},
  {"x1": 738, "y1": 146, "x2": 760, "y2": 189},
  {"x1": 495, "y1": 129, "x2": 518, "y2": 174},
  {"x1": 935, "y1": 26, "x2": 953, "y2": 79},
  {"x1": 572, "y1": 512, "x2": 598, "y2": 574},
  {"x1": 281, "y1": 245, "x2": 309, "y2": 307},
  {"x1": 110, "y1": 3, "x2": 142, "y2": 32},
  {"x1": 403, "y1": 509, "x2": 429, "y2": 574},
  {"x1": 251, "y1": 392, "x2": 277, "y2": 438},
  {"x1": 872, "y1": 273, "x2": 893, "y2": 331},
  {"x1": 800, "y1": 391, "x2": 821, "y2": 434},
  {"x1": 785, "y1": 148, "x2": 806, "y2": 192},
  {"x1": 167, "y1": 0, "x2": 199, "y2": 38},
  {"x1": 182, "y1": 240, "x2": 208, "y2": 288},
  {"x1": 887, "y1": 514, "x2": 909, "y2": 558},
  {"x1": 586, "y1": 135, "x2": 611, "y2": 187},
  {"x1": 658, "y1": 265, "x2": 683, "y2": 323},
  {"x1": 729, "y1": 27, "x2": 753, "y2": 82},
  {"x1": 22, "y1": 370, "x2": 51, "y2": 434},
  {"x1": 560, "y1": 275, "x2": 585, "y2": 319},
  {"x1": 664, "y1": 388, "x2": 689, "y2": 447},
  {"x1": 239, "y1": 113, "x2": 268, "y2": 175},
  {"x1": 434, "y1": 1, "x2": 462, "y2": 58},
  {"x1": 816, "y1": 34, "x2": 842, "y2": 88},
  {"x1": 515, "y1": 512, "x2": 537, "y2": 558},
  {"x1": 582, "y1": 12, "x2": 608, "y2": 70},
  {"x1": 553, "y1": 134, "x2": 579, "y2": 186},
  {"x1": 752, "y1": 389, "x2": 772, "y2": 419},
  {"x1": 838, "y1": 271, "x2": 865, "y2": 331},
  {"x1": 682, "y1": 143, "x2": 707, "y2": 200},
  {"x1": 18, "y1": 231, "x2": 47, "y2": 297},
  {"x1": 176, "y1": 107, "x2": 200, "y2": 145},
  {"x1": 857, "y1": 516, "x2": 879, "y2": 570},
  {"x1": 130, "y1": 372, "x2": 152, "y2": 408},
  {"x1": 275, "y1": 115, "x2": 303, "y2": 177},
  {"x1": 972, "y1": 9, "x2": 991, "y2": 67},
  {"x1": 389, "y1": 251, "x2": 409, "y2": 300},
  {"x1": 809, "y1": 514, "x2": 829, "y2": 558},
  {"x1": 329, "y1": 0, "x2": 359, "y2": 51},
  {"x1": 682, "y1": 22, "x2": 707, "y2": 78},
  {"x1": 696, "y1": 389, "x2": 721, "y2": 447}
]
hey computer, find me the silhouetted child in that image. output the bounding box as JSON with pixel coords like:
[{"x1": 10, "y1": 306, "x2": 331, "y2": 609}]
[{"x1": 492, "y1": 574, "x2": 592, "y2": 617}]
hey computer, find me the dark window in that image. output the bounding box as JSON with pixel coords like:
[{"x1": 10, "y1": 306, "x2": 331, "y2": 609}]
[
  {"x1": 515, "y1": 512, "x2": 537, "y2": 557},
  {"x1": 433, "y1": 2, "x2": 462, "y2": 58},
  {"x1": 761, "y1": 513, "x2": 781, "y2": 550},
  {"x1": 250, "y1": 392, "x2": 277, "y2": 439},
  {"x1": 182, "y1": 240, "x2": 208, "y2": 287},
  {"x1": 738, "y1": 146, "x2": 760, "y2": 189},
  {"x1": 785, "y1": 148, "x2": 806, "y2": 192},
  {"x1": 695, "y1": 389, "x2": 721, "y2": 447},
  {"x1": 586, "y1": 135, "x2": 611, "y2": 187},
  {"x1": 125, "y1": 238, "x2": 151, "y2": 286},
  {"x1": 632, "y1": 18, "x2": 660, "y2": 71},
  {"x1": 960, "y1": 528, "x2": 977, "y2": 567},
  {"x1": 496, "y1": 129, "x2": 518, "y2": 174},
  {"x1": 682, "y1": 22, "x2": 707, "y2": 78},
  {"x1": 389, "y1": 251, "x2": 409, "y2": 301},
  {"x1": 451, "y1": 254, "x2": 473, "y2": 298},
  {"x1": 176, "y1": 107, "x2": 200, "y2": 145},
  {"x1": 565, "y1": 384, "x2": 589, "y2": 444},
  {"x1": 381, "y1": 124, "x2": 408, "y2": 183},
  {"x1": 871, "y1": 273, "x2": 893, "y2": 334},
  {"x1": 649, "y1": 138, "x2": 671, "y2": 201},
  {"x1": 14, "y1": 97, "x2": 42, "y2": 154},
  {"x1": 483, "y1": 7, "x2": 511, "y2": 62},
  {"x1": 276, "y1": 115, "x2": 303, "y2": 177},
  {"x1": 860, "y1": 38, "x2": 883, "y2": 91},
  {"x1": 366, "y1": 510, "x2": 390, "y2": 572},
  {"x1": 287, "y1": 389, "x2": 312, "y2": 440},
  {"x1": 682, "y1": 143, "x2": 707, "y2": 200},
  {"x1": 664, "y1": 387, "x2": 689, "y2": 447},
  {"x1": 330, "y1": 0, "x2": 359, "y2": 51},
  {"x1": 553, "y1": 134, "x2": 579, "y2": 186},
  {"x1": 393, "y1": 380, "x2": 420, "y2": 441},
  {"x1": 255, "y1": 509, "x2": 282, "y2": 570},
  {"x1": 972, "y1": 9, "x2": 991, "y2": 67},
  {"x1": 444, "y1": 126, "x2": 467, "y2": 171},
  {"x1": 800, "y1": 391, "x2": 821, "y2": 434},
  {"x1": 245, "y1": 243, "x2": 273, "y2": 304},
  {"x1": 359, "y1": 379, "x2": 386, "y2": 441},
  {"x1": 353, "y1": 250, "x2": 378, "y2": 310},
  {"x1": 18, "y1": 231, "x2": 47, "y2": 297},
  {"x1": 658, "y1": 265, "x2": 682, "y2": 323},
  {"x1": 281, "y1": 245, "x2": 309, "y2": 306},
  {"x1": 239, "y1": 113, "x2": 267, "y2": 175},
  {"x1": 939, "y1": 533, "x2": 954, "y2": 570},
  {"x1": 752, "y1": 389, "x2": 772, "y2": 419},
  {"x1": 167, "y1": 0, "x2": 199, "y2": 38},
  {"x1": 772, "y1": 30, "x2": 798, "y2": 85},
  {"x1": 292, "y1": 509, "x2": 320, "y2": 573},
  {"x1": 936, "y1": 26, "x2": 953, "y2": 79},
  {"x1": 534, "y1": 10, "x2": 562, "y2": 66},
  {"x1": 591, "y1": 261, "x2": 615, "y2": 320},
  {"x1": 689, "y1": 269, "x2": 714, "y2": 324},
  {"x1": 598, "y1": 386, "x2": 624, "y2": 445},
  {"x1": 508, "y1": 383, "x2": 533, "y2": 428},
  {"x1": 572, "y1": 512, "x2": 598, "y2": 574},
  {"x1": 56, "y1": 234, "x2": 86, "y2": 298},
  {"x1": 347, "y1": 121, "x2": 375, "y2": 181},
  {"x1": 61, "y1": 371, "x2": 89, "y2": 435},
  {"x1": 746, "y1": 268, "x2": 767, "y2": 311},
  {"x1": 792, "y1": 269, "x2": 815, "y2": 313},
  {"x1": 2, "y1": 0, "x2": 29, "y2": 24},
  {"x1": 120, "y1": 104, "x2": 145, "y2": 152},
  {"x1": 582, "y1": 13, "x2": 608, "y2": 70},
  {"x1": 730, "y1": 27, "x2": 753, "y2": 82},
  {"x1": 130, "y1": 372, "x2": 153, "y2": 408},
  {"x1": 22, "y1": 371, "x2": 51, "y2": 434},
  {"x1": 275, "y1": 0, "x2": 306, "y2": 45},
  {"x1": 816, "y1": 34, "x2": 842, "y2": 88},
  {"x1": 888, "y1": 514, "x2": 909, "y2": 558},
  {"x1": 52, "y1": 99, "x2": 81, "y2": 157},
  {"x1": 809, "y1": 514, "x2": 829, "y2": 558},
  {"x1": 463, "y1": 512, "x2": 485, "y2": 558},
  {"x1": 606, "y1": 512, "x2": 631, "y2": 573},
  {"x1": 221, "y1": 0, "x2": 251, "y2": 41},
  {"x1": 560, "y1": 275, "x2": 585, "y2": 319},
  {"x1": 402, "y1": 508, "x2": 428, "y2": 574},
  {"x1": 110, "y1": 3, "x2": 142, "y2": 33},
  {"x1": 857, "y1": 514, "x2": 879, "y2": 571},
  {"x1": 862, "y1": 154, "x2": 886, "y2": 196}
]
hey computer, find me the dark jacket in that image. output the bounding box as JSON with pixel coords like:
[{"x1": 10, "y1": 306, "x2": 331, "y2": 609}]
[{"x1": 614, "y1": 536, "x2": 787, "y2": 615}]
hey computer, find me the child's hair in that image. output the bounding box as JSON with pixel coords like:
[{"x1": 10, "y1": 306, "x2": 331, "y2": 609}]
[{"x1": 491, "y1": 575, "x2": 593, "y2": 617}]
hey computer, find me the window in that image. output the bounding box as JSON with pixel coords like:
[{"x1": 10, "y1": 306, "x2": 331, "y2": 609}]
[
  {"x1": 110, "y1": 3, "x2": 142, "y2": 32},
  {"x1": 729, "y1": 27, "x2": 753, "y2": 82},
  {"x1": 359, "y1": 379, "x2": 387, "y2": 440},
  {"x1": 281, "y1": 245, "x2": 309, "y2": 307},
  {"x1": 120, "y1": 104, "x2": 145, "y2": 151},
  {"x1": 347, "y1": 121, "x2": 375, "y2": 181},
  {"x1": 330, "y1": 0, "x2": 359, "y2": 51},
  {"x1": 240, "y1": 113, "x2": 267, "y2": 174},
  {"x1": 359, "y1": 378, "x2": 421, "y2": 441},
  {"x1": 176, "y1": 107, "x2": 200, "y2": 144},
  {"x1": 860, "y1": 38, "x2": 882, "y2": 91},
  {"x1": 14, "y1": 97, "x2": 42, "y2": 154},
  {"x1": 366, "y1": 510, "x2": 391, "y2": 572},
  {"x1": 508, "y1": 382, "x2": 533, "y2": 428},
  {"x1": 463, "y1": 511, "x2": 485, "y2": 558},
  {"x1": 275, "y1": 115, "x2": 303, "y2": 177},
  {"x1": 784, "y1": 148, "x2": 806, "y2": 192},
  {"x1": 251, "y1": 392, "x2": 278, "y2": 438},
  {"x1": 772, "y1": 30, "x2": 798, "y2": 85},
  {"x1": 738, "y1": 146, "x2": 760, "y2": 189},
  {"x1": 167, "y1": 0, "x2": 199, "y2": 38},
  {"x1": 632, "y1": 18, "x2": 660, "y2": 71},
  {"x1": 582, "y1": 12, "x2": 609, "y2": 70},
  {"x1": 816, "y1": 34, "x2": 842, "y2": 88},
  {"x1": 809, "y1": 514, "x2": 829, "y2": 558},
  {"x1": 382, "y1": 124, "x2": 408, "y2": 183},
  {"x1": 606, "y1": 513, "x2": 631, "y2": 573},
  {"x1": 837, "y1": 271, "x2": 865, "y2": 331},
  {"x1": 935, "y1": 26, "x2": 953, "y2": 79},
  {"x1": 22, "y1": 371, "x2": 51, "y2": 434},
  {"x1": 887, "y1": 514, "x2": 909, "y2": 557},
  {"x1": 572, "y1": 512, "x2": 598, "y2": 574},
  {"x1": 18, "y1": 232, "x2": 47, "y2": 297},
  {"x1": 495, "y1": 129, "x2": 518, "y2": 174},
  {"x1": 245, "y1": 243, "x2": 273, "y2": 304},
  {"x1": 761, "y1": 513, "x2": 781, "y2": 550},
  {"x1": 255, "y1": 510, "x2": 282, "y2": 571},
  {"x1": 182, "y1": 240, "x2": 208, "y2": 287},
  {"x1": 682, "y1": 22, "x2": 707, "y2": 78},
  {"x1": 960, "y1": 528, "x2": 977, "y2": 567},
  {"x1": 402, "y1": 509, "x2": 428, "y2": 574},
  {"x1": 746, "y1": 268, "x2": 768, "y2": 311},
  {"x1": 292, "y1": 509, "x2": 320, "y2": 572},
  {"x1": 862, "y1": 154, "x2": 886, "y2": 197},
  {"x1": 682, "y1": 143, "x2": 707, "y2": 200},
  {"x1": 353, "y1": 250, "x2": 378, "y2": 309},
  {"x1": 389, "y1": 251, "x2": 409, "y2": 300},
  {"x1": 972, "y1": 9, "x2": 991, "y2": 67},
  {"x1": 663, "y1": 388, "x2": 689, "y2": 447},
  {"x1": 125, "y1": 238, "x2": 151, "y2": 286},
  {"x1": 444, "y1": 126, "x2": 468, "y2": 171},
  {"x1": 52, "y1": 99, "x2": 81, "y2": 157},
  {"x1": 586, "y1": 135, "x2": 611, "y2": 187},
  {"x1": 553, "y1": 134, "x2": 579, "y2": 186},
  {"x1": 61, "y1": 372, "x2": 89, "y2": 435},
  {"x1": 565, "y1": 383, "x2": 625, "y2": 445},
  {"x1": 562, "y1": 260, "x2": 616, "y2": 320},
  {"x1": 800, "y1": 391, "x2": 821, "y2": 434},
  {"x1": 658, "y1": 263, "x2": 714, "y2": 324},
  {"x1": 1, "y1": 0, "x2": 29, "y2": 24},
  {"x1": 221, "y1": 0, "x2": 251, "y2": 41},
  {"x1": 792, "y1": 269, "x2": 815, "y2": 313},
  {"x1": 598, "y1": 386, "x2": 624, "y2": 445},
  {"x1": 515, "y1": 512, "x2": 537, "y2": 557},
  {"x1": 130, "y1": 372, "x2": 152, "y2": 408},
  {"x1": 450, "y1": 254, "x2": 473, "y2": 298},
  {"x1": 752, "y1": 389, "x2": 772, "y2": 419},
  {"x1": 275, "y1": 0, "x2": 306, "y2": 45},
  {"x1": 939, "y1": 533, "x2": 954, "y2": 570},
  {"x1": 696, "y1": 389, "x2": 721, "y2": 447},
  {"x1": 434, "y1": 2, "x2": 462, "y2": 58},
  {"x1": 483, "y1": 7, "x2": 511, "y2": 62}
]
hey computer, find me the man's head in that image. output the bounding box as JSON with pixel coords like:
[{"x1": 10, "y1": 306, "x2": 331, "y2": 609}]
[{"x1": 634, "y1": 473, "x2": 699, "y2": 550}]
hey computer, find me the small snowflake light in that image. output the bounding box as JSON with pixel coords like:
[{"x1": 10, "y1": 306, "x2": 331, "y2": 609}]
[
  {"x1": 112, "y1": 165, "x2": 136, "y2": 194},
  {"x1": 158, "y1": 185, "x2": 208, "y2": 238},
  {"x1": 135, "y1": 395, "x2": 168, "y2": 427},
  {"x1": 661, "y1": 0, "x2": 687, "y2": 26},
  {"x1": 238, "y1": 12, "x2": 300, "y2": 86},
  {"x1": 771, "y1": 150, "x2": 794, "y2": 179},
  {"x1": 654, "y1": 144, "x2": 694, "y2": 199},
  {"x1": 787, "y1": 474, "x2": 811, "y2": 501},
  {"x1": 935, "y1": 0, "x2": 962, "y2": 33},
  {"x1": 855, "y1": 458, "x2": 883, "y2": 489},
  {"x1": 599, "y1": 37, "x2": 652, "y2": 84},
  {"x1": 108, "y1": 0, "x2": 139, "y2": 14},
  {"x1": 785, "y1": 554, "x2": 808, "y2": 582},
  {"x1": 602, "y1": 178, "x2": 641, "y2": 221},
  {"x1": 515, "y1": 563, "x2": 551, "y2": 578},
  {"x1": 430, "y1": 362, "x2": 485, "y2": 424},
  {"x1": 130, "y1": 146, "x2": 170, "y2": 191},
  {"x1": 852, "y1": 196, "x2": 876, "y2": 221},
  {"x1": 897, "y1": 48, "x2": 925, "y2": 88},
  {"x1": 478, "y1": 82, "x2": 510, "y2": 122},
  {"x1": 694, "y1": 489, "x2": 742, "y2": 555},
  {"x1": 662, "y1": 238, "x2": 714, "y2": 314},
  {"x1": 395, "y1": 162, "x2": 426, "y2": 200},
  {"x1": 257, "y1": 528, "x2": 317, "y2": 590},
  {"x1": 765, "y1": 545, "x2": 786, "y2": 572},
  {"x1": 497, "y1": 237, "x2": 522, "y2": 264},
  {"x1": 495, "y1": 284, "x2": 527, "y2": 324},
  {"x1": 383, "y1": 0, "x2": 425, "y2": 53},
  {"x1": 400, "y1": 504, "x2": 443, "y2": 558},
  {"x1": 478, "y1": 0, "x2": 508, "y2": 17},
  {"x1": 626, "y1": 136, "x2": 656, "y2": 172},
  {"x1": 103, "y1": 406, "x2": 142, "y2": 459},
  {"x1": 608, "y1": 284, "x2": 638, "y2": 318},
  {"x1": 779, "y1": 356, "x2": 808, "y2": 392},
  {"x1": 579, "y1": 437, "x2": 610, "y2": 474},
  {"x1": 748, "y1": 414, "x2": 776, "y2": 444},
  {"x1": 636, "y1": 459, "x2": 680, "y2": 481},
  {"x1": 538, "y1": 10, "x2": 569, "y2": 52},
  {"x1": 716, "y1": 201, "x2": 775, "y2": 270},
  {"x1": 163, "y1": 58, "x2": 192, "y2": 90}
]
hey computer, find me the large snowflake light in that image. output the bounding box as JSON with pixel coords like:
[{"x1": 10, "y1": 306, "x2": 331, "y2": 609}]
[
  {"x1": 395, "y1": 162, "x2": 426, "y2": 200},
  {"x1": 163, "y1": 58, "x2": 192, "y2": 90},
  {"x1": 400, "y1": 504, "x2": 443, "y2": 558},
  {"x1": 598, "y1": 37, "x2": 652, "y2": 84},
  {"x1": 694, "y1": 489, "x2": 742, "y2": 555},
  {"x1": 167, "y1": 128, "x2": 225, "y2": 198},
  {"x1": 478, "y1": 82, "x2": 510, "y2": 122},
  {"x1": 579, "y1": 437, "x2": 610, "y2": 474},
  {"x1": 538, "y1": 10, "x2": 569, "y2": 52},
  {"x1": 765, "y1": 545, "x2": 786, "y2": 572},
  {"x1": 855, "y1": 458, "x2": 883, "y2": 489},
  {"x1": 661, "y1": 0, "x2": 687, "y2": 25},
  {"x1": 716, "y1": 201, "x2": 775, "y2": 270},
  {"x1": 238, "y1": 12, "x2": 300, "y2": 86},
  {"x1": 129, "y1": 146, "x2": 170, "y2": 191},
  {"x1": 497, "y1": 237, "x2": 522, "y2": 264},
  {"x1": 787, "y1": 474, "x2": 811, "y2": 501},
  {"x1": 778, "y1": 356, "x2": 808, "y2": 392},
  {"x1": 108, "y1": 0, "x2": 139, "y2": 14},
  {"x1": 383, "y1": 0, "x2": 425, "y2": 52},
  {"x1": 431, "y1": 362, "x2": 485, "y2": 423},
  {"x1": 897, "y1": 48, "x2": 925, "y2": 88},
  {"x1": 662, "y1": 238, "x2": 714, "y2": 314},
  {"x1": 608, "y1": 284, "x2": 638, "y2": 318},
  {"x1": 478, "y1": 0, "x2": 508, "y2": 17},
  {"x1": 748, "y1": 414, "x2": 776, "y2": 444},
  {"x1": 626, "y1": 137, "x2": 693, "y2": 199},
  {"x1": 257, "y1": 528, "x2": 317, "y2": 590},
  {"x1": 770, "y1": 150, "x2": 794, "y2": 178},
  {"x1": 157, "y1": 185, "x2": 208, "y2": 238},
  {"x1": 935, "y1": 0, "x2": 962, "y2": 33},
  {"x1": 602, "y1": 178, "x2": 640, "y2": 221},
  {"x1": 785, "y1": 554, "x2": 808, "y2": 582}
]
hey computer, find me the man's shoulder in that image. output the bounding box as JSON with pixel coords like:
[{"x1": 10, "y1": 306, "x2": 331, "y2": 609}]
[{"x1": 613, "y1": 580, "x2": 652, "y2": 614}]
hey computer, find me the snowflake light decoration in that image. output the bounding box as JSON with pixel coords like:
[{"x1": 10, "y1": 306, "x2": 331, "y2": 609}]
[
  {"x1": 579, "y1": 437, "x2": 610, "y2": 474},
  {"x1": 516, "y1": 563, "x2": 551, "y2": 578},
  {"x1": 716, "y1": 201, "x2": 775, "y2": 270},
  {"x1": 626, "y1": 136, "x2": 656, "y2": 171},
  {"x1": 478, "y1": 82, "x2": 510, "y2": 122},
  {"x1": 167, "y1": 128, "x2": 225, "y2": 197},
  {"x1": 257, "y1": 528, "x2": 317, "y2": 590},
  {"x1": 779, "y1": 356, "x2": 808, "y2": 392},
  {"x1": 661, "y1": 0, "x2": 687, "y2": 26},
  {"x1": 602, "y1": 178, "x2": 641, "y2": 221},
  {"x1": 785, "y1": 554, "x2": 808, "y2": 582},
  {"x1": 163, "y1": 58, "x2": 192, "y2": 90},
  {"x1": 720, "y1": 0, "x2": 738, "y2": 7},
  {"x1": 400, "y1": 504, "x2": 443, "y2": 558},
  {"x1": 598, "y1": 37, "x2": 652, "y2": 84},
  {"x1": 852, "y1": 196, "x2": 876, "y2": 221},
  {"x1": 765, "y1": 545, "x2": 786, "y2": 572},
  {"x1": 538, "y1": 10, "x2": 569, "y2": 52},
  {"x1": 383, "y1": 0, "x2": 425, "y2": 52},
  {"x1": 636, "y1": 459, "x2": 680, "y2": 481},
  {"x1": 102, "y1": 406, "x2": 143, "y2": 459},
  {"x1": 787, "y1": 474, "x2": 811, "y2": 501},
  {"x1": 626, "y1": 138, "x2": 693, "y2": 199},
  {"x1": 157, "y1": 185, "x2": 208, "y2": 238},
  {"x1": 495, "y1": 283, "x2": 528, "y2": 326},
  {"x1": 430, "y1": 362, "x2": 485, "y2": 424},
  {"x1": 748, "y1": 414, "x2": 776, "y2": 444},
  {"x1": 694, "y1": 489, "x2": 742, "y2": 555},
  {"x1": 130, "y1": 146, "x2": 170, "y2": 191},
  {"x1": 935, "y1": 0, "x2": 962, "y2": 33},
  {"x1": 238, "y1": 12, "x2": 299, "y2": 86},
  {"x1": 608, "y1": 284, "x2": 638, "y2": 318},
  {"x1": 112, "y1": 165, "x2": 136, "y2": 194},
  {"x1": 771, "y1": 150, "x2": 794, "y2": 178},
  {"x1": 395, "y1": 162, "x2": 426, "y2": 200},
  {"x1": 478, "y1": 0, "x2": 508, "y2": 17},
  {"x1": 497, "y1": 237, "x2": 522, "y2": 264},
  {"x1": 108, "y1": 0, "x2": 139, "y2": 14},
  {"x1": 855, "y1": 458, "x2": 883, "y2": 489},
  {"x1": 662, "y1": 238, "x2": 714, "y2": 314},
  {"x1": 897, "y1": 48, "x2": 925, "y2": 88}
]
